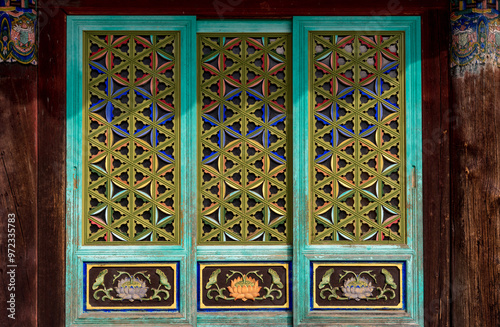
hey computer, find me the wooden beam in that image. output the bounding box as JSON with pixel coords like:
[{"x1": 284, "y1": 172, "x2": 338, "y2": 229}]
[{"x1": 42, "y1": 0, "x2": 448, "y2": 16}]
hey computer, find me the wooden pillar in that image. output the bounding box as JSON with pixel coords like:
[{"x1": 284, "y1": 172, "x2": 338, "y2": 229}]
[
  {"x1": 0, "y1": 4, "x2": 38, "y2": 327},
  {"x1": 450, "y1": 2, "x2": 500, "y2": 326},
  {"x1": 37, "y1": 7, "x2": 67, "y2": 327},
  {"x1": 0, "y1": 64, "x2": 38, "y2": 327}
]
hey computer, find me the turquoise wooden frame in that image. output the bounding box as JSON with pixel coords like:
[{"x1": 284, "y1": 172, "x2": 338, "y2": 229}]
[
  {"x1": 196, "y1": 20, "x2": 293, "y2": 327},
  {"x1": 66, "y1": 16, "x2": 422, "y2": 326},
  {"x1": 66, "y1": 16, "x2": 197, "y2": 326},
  {"x1": 293, "y1": 16, "x2": 422, "y2": 326}
]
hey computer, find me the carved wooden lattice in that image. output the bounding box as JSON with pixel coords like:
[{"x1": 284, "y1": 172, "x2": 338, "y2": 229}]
[
  {"x1": 199, "y1": 35, "x2": 291, "y2": 244},
  {"x1": 311, "y1": 33, "x2": 406, "y2": 243},
  {"x1": 84, "y1": 32, "x2": 179, "y2": 244}
]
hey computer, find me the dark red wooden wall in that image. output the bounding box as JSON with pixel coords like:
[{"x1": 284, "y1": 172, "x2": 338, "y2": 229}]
[
  {"x1": 1, "y1": 0, "x2": 457, "y2": 326},
  {"x1": 0, "y1": 64, "x2": 38, "y2": 327}
]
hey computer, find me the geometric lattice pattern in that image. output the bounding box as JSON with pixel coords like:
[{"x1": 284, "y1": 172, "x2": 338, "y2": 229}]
[
  {"x1": 310, "y1": 33, "x2": 406, "y2": 243},
  {"x1": 84, "y1": 32, "x2": 179, "y2": 244},
  {"x1": 199, "y1": 35, "x2": 290, "y2": 244}
]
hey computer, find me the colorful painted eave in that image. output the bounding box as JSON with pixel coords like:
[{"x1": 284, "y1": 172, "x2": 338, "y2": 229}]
[
  {"x1": 0, "y1": 0, "x2": 37, "y2": 65},
  {"x1": 450, "y1": 2, "x2": 500, "y2": 69}
]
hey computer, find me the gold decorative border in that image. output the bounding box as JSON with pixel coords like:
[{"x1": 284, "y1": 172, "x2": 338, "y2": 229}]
[
  {"x1": 312, "y1": 262, "x2": 403, "y2": 309},
  {"x1": 199, "y1": 262, "x2": 290, "y2": 309},
  {"x1": 86, "y1": 263, "x2": 177, "y2": 310}
]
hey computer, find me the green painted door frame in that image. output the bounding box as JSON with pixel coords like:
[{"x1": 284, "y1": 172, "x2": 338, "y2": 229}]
[{"x1": 66, "y1": 16, "x2": 422, "y2": 326}]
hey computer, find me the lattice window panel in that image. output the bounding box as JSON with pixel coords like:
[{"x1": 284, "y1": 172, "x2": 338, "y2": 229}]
[
  {"x1": 310, "y1": 33, "x2": 406, "y2": 244},
  {"x1": 198, "y1": 35, "x2": 291, "y2": 244},
  {"x1": 84, "y1": 32, "x2": 179, "y2": 244}
]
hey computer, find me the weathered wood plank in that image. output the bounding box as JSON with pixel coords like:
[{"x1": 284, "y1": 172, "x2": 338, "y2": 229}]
[
  {"x1": 0, "y1": 64, "x2": 38, "y2": 327},
  {"x1": 450, "y1": 64, "x2": 500, "y2": 327},
  {"x1": 421, "y1": 9, "x2": 452, "y2": 327},
  {"x1": 37, "y1": 9, "x2": 66, "y2": 327}
]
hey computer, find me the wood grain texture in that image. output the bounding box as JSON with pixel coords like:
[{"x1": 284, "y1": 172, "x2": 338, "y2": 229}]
[
  {"x1": 45, "y1": 0, "x2": 448, "y2": 16},
  {"x1": 421, "y1": 9, "x2": 451, "y2": 327},
  {"x1": 0, "y1": 64, "x2": 37, "y2": 327},
  {"x1": 450, "y1": 64, "x2": 500, "y2": 327},
  {"x1": 37, "y1": 9, "x2": 66, "y2": 327}
]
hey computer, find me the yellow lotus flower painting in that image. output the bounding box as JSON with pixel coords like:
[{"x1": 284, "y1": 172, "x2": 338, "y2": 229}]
[{"x1": 227, "y1": 276, "x2": 262, "y2": 301}]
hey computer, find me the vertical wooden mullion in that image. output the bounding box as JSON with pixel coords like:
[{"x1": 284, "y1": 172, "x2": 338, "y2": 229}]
[
  {"x1": 66, "y1": 16, "x2": 84, "y2": 325},
  {"x1": 405, "y1": 16, "x2": 423, "y2": 324},
  {"x1": 179, "y1": 17, "x2": 197, "y2": 325},
  {"x1": 292, "y1": 16, "x2": 310, "y2": 325}
]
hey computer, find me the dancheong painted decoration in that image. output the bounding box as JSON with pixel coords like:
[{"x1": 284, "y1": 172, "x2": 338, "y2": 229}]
[
  {"x1": 450, "y1": 7, "x2": 500, "y2": 69},
  {"x1": 198, "y1": 34, "x2": 291, "y2": 244},
  {"x1": 310, "y1": 33, "x2": 406, "y2": 244},
  {"x1": 86, "y1": 263, "x2": 177, "y2": 310},
  {"x1": 84, "y1": 32, "x2": 179, "y2": 244},
  {"x1": 312, "y1": 262, "x2": 404, "y2": 309},
  {"x1": 199, "y1": 263, "x2": 290, "y2": 309},
  {"x1": 0, "y1": 0, "x2": 37, "y2": 64}
]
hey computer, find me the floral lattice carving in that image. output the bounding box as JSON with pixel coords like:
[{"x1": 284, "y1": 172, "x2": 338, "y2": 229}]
[
  {"x1": 199, "y1": 35, "x2": 291, "y2": 244},
  {"x1": 84, "y1": 32, "x2": 179, "y2": 244},
  {"x1": 311, "y1": 33, "x2": 406, "y2": 243}
]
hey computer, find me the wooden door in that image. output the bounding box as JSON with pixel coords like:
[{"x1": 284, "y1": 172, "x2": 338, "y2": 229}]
[{"x1": 65, "y1": 16, "x2": 423, "y2": 326}]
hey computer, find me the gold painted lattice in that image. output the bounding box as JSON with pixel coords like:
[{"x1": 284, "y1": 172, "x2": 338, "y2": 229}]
[
  {"x1": 199, "y1": 35, "x2": 291, "y2": 244},
  {"x1": 311, "y1": 33, "x2": 406, "y2": 243},
  {"x1": 84, "y1": 32, "x2": 179, "y2": 244}
]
